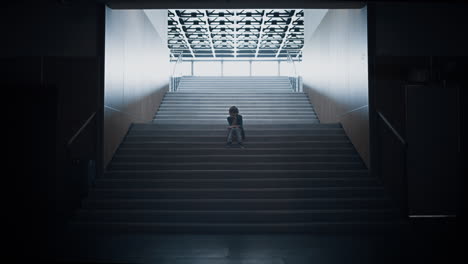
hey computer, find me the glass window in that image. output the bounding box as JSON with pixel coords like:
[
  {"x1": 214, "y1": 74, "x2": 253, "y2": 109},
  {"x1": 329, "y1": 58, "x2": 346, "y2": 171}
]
[
  {"x1": 194, "y1": 61, "x2": 221, "y2": 76},
  {"x1": 252, "y1": 61, "x2": 279, "y2": 76},
  {"x1": 279, "y1": 61, "x2": 296, "y2": 76},
  {"x1": 171, "y1": 61, "x2": 192, "y2": 76},
  {"x1": 223, "y1": 61, "x2": 250, "y2": 76}
]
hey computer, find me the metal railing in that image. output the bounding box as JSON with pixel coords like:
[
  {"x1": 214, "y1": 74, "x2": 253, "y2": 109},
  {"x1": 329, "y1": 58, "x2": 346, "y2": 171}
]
[
  {"x1": 286, "y1": 50, "x2": 302, "y2": 92},
  {"x1": 67, "y1": 112, "x2": 96, "y2": 149},
  {"x1": 170, "y1": 52, "x2": 183, "y2": 92},
  {"x1": 66, "y1": 111, "x2": 97, "y2": 203}
]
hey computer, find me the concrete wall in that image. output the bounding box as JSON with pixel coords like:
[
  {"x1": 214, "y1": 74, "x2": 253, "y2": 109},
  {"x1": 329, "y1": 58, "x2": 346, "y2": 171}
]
[
  {"x1": 104, "y1": 8, "x2": 170, "y2": 167},
  {"x1": 302, "y1": 8, "x2": 369, "y2": 166}
]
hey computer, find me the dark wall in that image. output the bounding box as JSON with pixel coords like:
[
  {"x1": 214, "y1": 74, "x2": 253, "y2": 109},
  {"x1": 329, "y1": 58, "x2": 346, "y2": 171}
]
[
  {"x1": 2, "y1": 1, "x2": 101, "y2": 57},
  {"x1": 374, "y1": 2, "x2": 468, "y2": 57},
  {"x1": 2, "y1": 1, "x2": 105, "y2": 260},
  {"x1": 369, "y1": 2, "x2": 466, "y2": 216},
  {"x1": 106, "y1": 0, "x2": 365, "y2": 9}
]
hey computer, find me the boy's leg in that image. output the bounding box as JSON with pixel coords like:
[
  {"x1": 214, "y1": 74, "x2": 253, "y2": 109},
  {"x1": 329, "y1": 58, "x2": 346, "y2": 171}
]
[
  {"x1": 226, "y1": 128, "x2": 233, "y2": 144},
  {"x1": 235, "y1": 128, "x2": 243, "y2": 145}
]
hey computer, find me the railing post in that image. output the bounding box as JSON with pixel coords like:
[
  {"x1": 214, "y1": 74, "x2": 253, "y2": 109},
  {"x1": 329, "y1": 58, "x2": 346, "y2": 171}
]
[
  {"x1": 286, "y1": 50, "x2": 300, "y2": 92},
  {"x1": 296, "y1": 77, "x2": 299, "y2": 92},
  {"x1": 171, "y1": 52, "x2": 184, "y2": 92},
  {"x1": 221, "y1": 60, "x2": 224, "y2": 77},
  {"x1": 277, "y1": 60, "x2": 280, "y2": 76},
  {"x1": 191, "y1": 60, "x2": 194, "y2": 76},
  {"x1": 299, "y1": 76, "x2": 302, "y2": 92},
  {"x1": 169, "y1": 77, "x2": 172, "y2": 92}
]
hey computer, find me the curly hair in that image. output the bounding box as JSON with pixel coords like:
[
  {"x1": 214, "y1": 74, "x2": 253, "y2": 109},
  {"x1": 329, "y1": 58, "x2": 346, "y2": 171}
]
[{"x1": 229, "y1": 106, "x2": 239, "y2": 114}]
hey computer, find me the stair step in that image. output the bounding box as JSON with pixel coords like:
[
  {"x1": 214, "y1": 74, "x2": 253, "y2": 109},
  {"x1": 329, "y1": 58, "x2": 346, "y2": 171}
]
[
  {"x1": 175, "y1": 89, "x2": 293, "y2": 91},
  {"x1": 130, "y1": 123, "x2": 341, "y2": 129},
  {"x1": 178, "y1": 83, "x2": 291, "y2": 84},
  {"x1": 178, "y1": 86, "x2": 291, "y2": 87},
  {"x1": 158, "y1": 105, "x2": 314, "y2": 108},
  {"x1": 68, "y1": 221, "x2": 404, "y2": 234},
  {"x1": 111, "y1": 154, "x2": 362, "y2": 163},
  {"x1": 107, "y1": 161, "x2": 365, "y2": 171},
  {"x1": 103, "y1": 169, "x2": 370, "y2": 179},
  {"x1": 152, "y1": 120, "x2": 320, "y2": 124},
  {"x1": 161, "y1": 100, "x2": 311, "y2": 103},
  {"x1": 176, "y1": 92, "x2": 294, "y2": 94},
  {"x1": 88, "y1": 187, "x2": 384, "y2": 199},
  {"x1": 119, "y1": 141, "x2": 353, "y2": 148},
  {"x1": 177, "y1": 85, "x2": 292, "y2": 87},
  {"x1": 94, "y1": 178, "x2": 378, "y2": 189},
  {"x1": 152, "y1": 118, "x2": 319, "y2": 121},
  {"x1": 155, "y1": 112, "x2": 316, "y2": 115},
  {"x1": 154, "y1": 115, "x2": 317, "y2": 120},
  {"x1": 161, "y1": 100, "x2": 310, "y2": 104},
  {"x1": 179, "y1": 79, "x2": 291, "y2": 81},
  {"x1": 157, "y1": 108, "x2": 315, "y2": 111},
  {"x1": 83, "y1": 198, "x2": 393, "y2": 210},
  {"x1": 123, "y1": 135, "x2": 347, "y2": 142},
  {"x1": 127, "y1": 130, "x2": 343, "y2": 136},
  {"x1": 178, "y1": 85, "x2": 291, "y2": 86},
  {"x1": 116, "y1": 147, "x2": 355, "y2": 155},
  {"x1": 164, "y1": 93, "x2": 307, "y2": 96},
  {"x1": 159, "y1": 101, "x2": 312, "y2": 104},
  {"x1": 74, "y1": 209, "x2": 398, "y2": 223},
  {"x1": 177, "y1": 88, "x2": 292, "y2": 90},
  {"x1": 152, "y1": 121, "x2": 321, "y2": 125}
]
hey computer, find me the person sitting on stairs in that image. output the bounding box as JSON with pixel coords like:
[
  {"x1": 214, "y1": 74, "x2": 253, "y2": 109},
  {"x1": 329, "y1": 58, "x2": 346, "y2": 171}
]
[{"x1": 226, "y1": 106, "x2": 245, "y2": 148}]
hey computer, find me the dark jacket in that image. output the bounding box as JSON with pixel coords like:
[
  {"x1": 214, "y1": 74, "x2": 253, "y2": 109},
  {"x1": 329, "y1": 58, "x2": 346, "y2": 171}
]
[{"x1": 227, "y1": 114, "x2": 245, "y2": 140}]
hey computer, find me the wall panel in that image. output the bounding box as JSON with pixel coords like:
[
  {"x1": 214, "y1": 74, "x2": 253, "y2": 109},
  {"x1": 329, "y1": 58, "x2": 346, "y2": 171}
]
[
  {"x1": 104, "y1": 8, "x2": 170, "y2": 167},
  {"x1": 302, "y1": 7, "x2": 369, "y2": 166}
]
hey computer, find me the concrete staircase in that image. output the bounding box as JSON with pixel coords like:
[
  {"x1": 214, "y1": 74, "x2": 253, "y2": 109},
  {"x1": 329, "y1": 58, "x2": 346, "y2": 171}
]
[
  {"x1": 177, "y1": 76, "x2": 295, "y2": 93},
  {"x1": 70, "y1": 76, "x2": 400, "y2": 233},
  {"x1": 157, "y1": 76, "x2": 317, "y2": 124}
]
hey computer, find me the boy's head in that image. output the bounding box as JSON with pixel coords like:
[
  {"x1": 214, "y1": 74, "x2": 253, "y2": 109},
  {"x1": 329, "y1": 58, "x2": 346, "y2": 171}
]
[{"x1": 229, "y1": 106, "x2": 239, "y2": 117}]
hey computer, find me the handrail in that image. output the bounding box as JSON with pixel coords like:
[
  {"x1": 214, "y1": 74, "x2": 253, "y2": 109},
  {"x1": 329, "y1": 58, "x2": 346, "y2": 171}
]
[
  {"x1": 172, "y1": 52, "x2": 183, "y2": 77},
  {"x1": 338, "y1": 105, "x2": 368, "y2": 117},
  {"x1": 169, "y1": 58, "x2": 300, "y2": 62},
  {"x1": 377, "y1": 111, "x2": 407, "y2": 146},
  {"x1": 104, "y1": 105, "x2": 147, "y2": 123},
  {"x1": 170, "y1": 52, "x2": 184, "y2": 92},
  {"x1": 286, "y1": 50, "x2": 297, "y2": 77},
  {"x1": 286, "y1": 50, "x2": 301, "y2": 92},
  {"x1": 67, "y1": 112, "x2": 96, "y2": 148}
]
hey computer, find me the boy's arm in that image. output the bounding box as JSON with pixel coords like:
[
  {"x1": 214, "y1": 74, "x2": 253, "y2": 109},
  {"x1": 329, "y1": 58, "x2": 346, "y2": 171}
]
[
  {"x1": 227, "y1": 116, "x2": 241, "y2": 128},
  {"x1": 237, "y1": 115, "x2": 243, "y2": 127}
]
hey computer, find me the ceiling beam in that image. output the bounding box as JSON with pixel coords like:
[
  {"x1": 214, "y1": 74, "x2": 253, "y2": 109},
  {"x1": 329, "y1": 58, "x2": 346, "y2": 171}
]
[
  {"x1": 169, "y1": 9, "x2": 304, "y2": 60},
  {"x1": 234, "y1": 11, "x2": 238, "y2": 58},
  {"x1": 275, "y1": 10, "x2": 298, "y2": 58},
  {"x1": 172, "y1": 10, "x2": 195, "y2": 58},
  {"x1": 255, "y1": 11, "x2": 268, "y2": 58},
  {"x1": 295, "y1": 50, "x2": 302, "y2": 60},
  {"x1": 203, "y1": 10, "x2": 216, "y2": 58},
  {"x1": 110, "y1": 1, "x2": 364, "y2": 9}
]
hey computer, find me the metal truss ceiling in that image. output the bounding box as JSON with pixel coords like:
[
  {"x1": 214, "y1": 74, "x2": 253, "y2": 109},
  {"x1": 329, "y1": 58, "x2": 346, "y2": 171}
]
[{"x1": 168, "y1": 9, "x2": 304, "y2": 60}]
